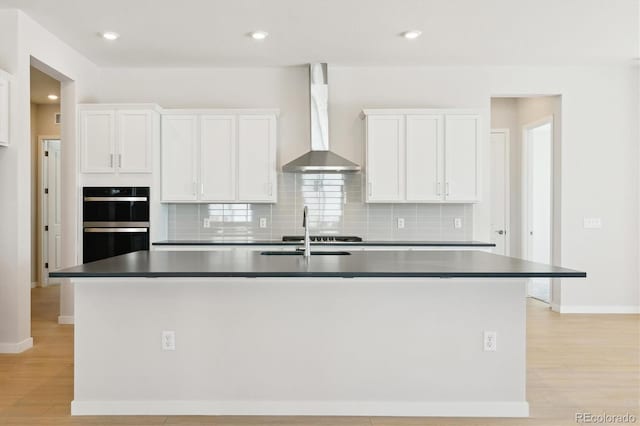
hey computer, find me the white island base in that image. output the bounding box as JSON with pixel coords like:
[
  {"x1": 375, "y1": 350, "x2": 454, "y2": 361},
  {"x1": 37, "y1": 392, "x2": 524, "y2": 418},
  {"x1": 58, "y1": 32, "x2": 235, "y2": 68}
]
[{"x1": 71, "y1": 277, "x2": 528, "y2": 417}]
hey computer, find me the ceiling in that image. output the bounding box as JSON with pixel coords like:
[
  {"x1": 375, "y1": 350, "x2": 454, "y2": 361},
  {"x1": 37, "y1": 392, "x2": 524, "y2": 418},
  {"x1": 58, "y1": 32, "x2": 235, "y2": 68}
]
[
  {"x1": 1, "y1": 0, "x2": 637, "y2": 67},
  {"x1": 30, "y1": 67, "x2": 60, "y2": 104}
]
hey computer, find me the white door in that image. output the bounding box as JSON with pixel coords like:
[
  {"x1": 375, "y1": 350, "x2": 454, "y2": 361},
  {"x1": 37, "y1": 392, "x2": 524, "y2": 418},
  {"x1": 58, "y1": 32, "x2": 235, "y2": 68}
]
[
  {"x1": 44, "y1": 139, "x2": 62, "y2": 285},
  {"x1": 117, "y1": 110, "x2": 153, "y2": 173},
  {"x1": 161, "y1": 115, "x2": 198, "y2": 201},
  {"x1": 444, "y1": 115, "x2": 480, "y2": 202},
  {"x1": 200, "y1": 115, "x2": 236, "y2": 201},
  {"x1": 524, "y1": 120, "x2": 553, "y2": 302},
  {"x1": 366, "y1": 115, "x2": 405, "y2": 202},
  {"x1": 237, "y1": 115, "x2": 276, "y2": 202},
  {"x1": 490, "y1": 130, "x2": 510, "y2": 255},
  {"x1": 406, "y1": 115, "x2": 443, "y2": 202},
  {"x1": 80, "y1": 110, "x2": 115, "y2": 173}
]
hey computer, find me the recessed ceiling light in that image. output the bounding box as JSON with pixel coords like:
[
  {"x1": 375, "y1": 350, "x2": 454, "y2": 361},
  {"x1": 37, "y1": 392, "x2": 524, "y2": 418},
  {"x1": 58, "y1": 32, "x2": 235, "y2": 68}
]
[
  {"x1": 250, "y1": 31, "x2": 269, "y2": 40},
  {"x1": 101, "y1": 31, "x2": 120, "y2": 41},
  {"x1": 402, "y1": 30, "x2": 422, "y2": 40},
  {"x1": 47, "y1": 94, "x2": 58, "y2": 100}
]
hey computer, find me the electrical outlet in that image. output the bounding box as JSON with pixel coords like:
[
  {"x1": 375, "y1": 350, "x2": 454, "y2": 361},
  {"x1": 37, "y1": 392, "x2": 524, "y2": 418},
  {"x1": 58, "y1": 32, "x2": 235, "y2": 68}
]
[
  {"x1": 483, "y1": 331, "x2": 497, "y2": 352},
  {"x1": 203, "y1": 218, "x2": 211, "y2": 228},
  {"x1": 259, "y1": 217, "x2": 268, "y2": 228},
  {"x1": 397, "y1": 218, "x2": 405, "y2": 229},
  {"x1": 162, "y1": 331, "x2": 176, "y2": 351},
  {"x1": 454, "y1": 218, "x2": 463, "y2": 229},
  {"x1": 583, "y1": 217, "x2": 602, "y2": 229}
]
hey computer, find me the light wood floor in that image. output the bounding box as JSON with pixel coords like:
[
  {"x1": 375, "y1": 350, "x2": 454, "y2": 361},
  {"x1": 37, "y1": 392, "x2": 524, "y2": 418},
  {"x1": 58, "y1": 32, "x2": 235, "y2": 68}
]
[{"x1": 0, "y1": 286, "x2": 637, "y2": 426}]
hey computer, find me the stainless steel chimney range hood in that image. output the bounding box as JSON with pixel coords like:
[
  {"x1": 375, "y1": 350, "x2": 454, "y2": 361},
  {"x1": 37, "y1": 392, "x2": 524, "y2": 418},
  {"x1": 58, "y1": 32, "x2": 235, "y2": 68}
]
[{"x1": 282, "y1": 63, "x2": 361, "y2": 173}]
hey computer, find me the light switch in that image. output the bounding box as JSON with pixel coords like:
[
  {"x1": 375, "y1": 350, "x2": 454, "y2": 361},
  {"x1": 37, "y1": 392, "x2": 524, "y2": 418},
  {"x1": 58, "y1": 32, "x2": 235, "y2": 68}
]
[
  {"x1": 454, "y1": 218, "x2": 463, "y2": 229},
  {"x1": 397, "y1": 218, "x2": 405, "y2": 229},
  {"x1": 259, "y1": 217, "x2": 268, "y2": 228},
  {"x1": 583, "y1": 218, "x2": 602, "y2": 229}
]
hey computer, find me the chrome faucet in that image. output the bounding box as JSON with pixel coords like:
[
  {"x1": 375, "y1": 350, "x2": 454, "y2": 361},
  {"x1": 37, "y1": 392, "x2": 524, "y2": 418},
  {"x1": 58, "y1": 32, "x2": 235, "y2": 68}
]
[{"x1": 302, "y1": 205, "x2": 311, "y2": 257}]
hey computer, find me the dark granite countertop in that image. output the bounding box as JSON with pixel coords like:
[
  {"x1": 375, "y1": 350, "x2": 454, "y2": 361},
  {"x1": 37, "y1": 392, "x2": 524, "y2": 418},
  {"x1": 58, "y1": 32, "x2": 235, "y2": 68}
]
[
  {"x1": 152, "y1": 240, "x2": 496, "y2": 247},
  {"x1": 50, "y1": 250, "x2": 585, "y2": 279}
]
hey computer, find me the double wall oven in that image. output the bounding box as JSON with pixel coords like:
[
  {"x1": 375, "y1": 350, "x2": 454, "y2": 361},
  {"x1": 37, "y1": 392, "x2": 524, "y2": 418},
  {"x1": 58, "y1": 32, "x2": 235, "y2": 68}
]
[{"x1": 83, "y1": 187, "x2": 150, "y2": 263}]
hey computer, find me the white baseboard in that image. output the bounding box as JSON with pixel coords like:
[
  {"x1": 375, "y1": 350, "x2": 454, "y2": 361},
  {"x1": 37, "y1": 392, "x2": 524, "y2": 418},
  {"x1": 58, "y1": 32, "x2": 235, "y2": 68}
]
[
  {"x1": 31, "y1": 281, "x2": 38, "y2": 288},
  {"x1": 71, "y1": 400, "x2": 529, "y2": 417},
  {"x1": 58, "y1": 315, "x2": 75, "y2": 324},
  {"x1": 552, "y1": 304, "x2": 640, "y2": 314},
  {"x1": 0, "y1": 337, "x2": 33, "y2": 353}
]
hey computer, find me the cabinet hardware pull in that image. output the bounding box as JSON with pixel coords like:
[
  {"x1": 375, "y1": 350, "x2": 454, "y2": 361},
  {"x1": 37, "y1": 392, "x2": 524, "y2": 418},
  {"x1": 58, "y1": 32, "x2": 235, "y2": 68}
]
[
  {"x1": 368, "y1": 182, "x2": 372, "y2": 196},
  {"x1": 109, "y1": 154, "x2": 113, "y2": 168},
  {"x1": 118, "y1": 154, "x2": 122, "y2": 168},
  {"x1": 268, "y1": 183, "x2": 273, "y2": 196},
  {"x1": 446, "y1": 182, "x2": 450, "y2": 196},
  {"x1": 201, "y1": 183, "x2": 204, "y2": 196},
  {"x1": 436, "y1": 182, "x2": 441, "y2": 196},
  {"x1": 193, "y1": 182, "x2": 197, "y2": 195}
]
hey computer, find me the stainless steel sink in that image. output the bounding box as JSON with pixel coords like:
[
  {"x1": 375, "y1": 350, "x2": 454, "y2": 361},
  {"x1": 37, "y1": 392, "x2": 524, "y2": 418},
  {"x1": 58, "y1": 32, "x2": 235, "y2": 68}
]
[{"x1": 260, "y1": 251, "x2": 351, "y2": 256}]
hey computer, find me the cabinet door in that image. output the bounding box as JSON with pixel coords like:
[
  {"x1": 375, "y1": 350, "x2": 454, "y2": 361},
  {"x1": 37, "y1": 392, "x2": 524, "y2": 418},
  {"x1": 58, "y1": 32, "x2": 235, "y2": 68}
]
[
  {"x1": 406, "y1": 115, "x2": 443, "y2": 201},
  {"x1": 116, "y1": 110, "x2": 153, "y2": 173},
  {"x1": 200, "y1": 115, "x2": 236, "y2": 202},
  {"x1": 237, "y1": 115, "x2": 277, "y2": 202},
  {"x1": 161, "y1": 115, "x2": 198, "y2": 201},
  {"x1": 80, "y1": 110, "x2": 115, "y2": 173},
  {"x1": 366, "y1": 115, "x2": 405, "y2": 202},
  {"x1": 0, "y1": 73, "x2": 8, "y2": 146},
  {"x1": 444, "y1": 115, "x2": 480, "y2": 202}
]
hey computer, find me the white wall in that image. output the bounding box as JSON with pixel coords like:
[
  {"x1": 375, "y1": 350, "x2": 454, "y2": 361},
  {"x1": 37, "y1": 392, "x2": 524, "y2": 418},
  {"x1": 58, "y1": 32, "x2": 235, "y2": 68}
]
[
  {"x1": 94, "y1": 65, "x2": 639, "y2": 312},
  {"x1": 0, "y1": 9, "x2": 98, "y2": 352}
]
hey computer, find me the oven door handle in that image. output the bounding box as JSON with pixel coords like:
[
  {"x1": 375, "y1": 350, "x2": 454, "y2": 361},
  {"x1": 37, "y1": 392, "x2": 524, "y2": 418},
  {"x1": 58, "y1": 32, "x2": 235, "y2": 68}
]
[
  {"x1": 84, "y1": 228, "x2": 148, "y2": 233},
  {"x1": 83, "y1": 197, "x2": 148, "y2": 202}
]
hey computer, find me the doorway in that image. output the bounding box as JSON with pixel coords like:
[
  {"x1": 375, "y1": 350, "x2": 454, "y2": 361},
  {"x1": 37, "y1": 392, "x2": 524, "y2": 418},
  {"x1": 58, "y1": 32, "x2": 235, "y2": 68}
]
[
  {"x1": 490, "y1": 96, "x2": 560, "y2": 306},
  {"x1": 490, "y1": 129, "x2": 510, "y2": 255},
  {"x1": 30, "y1": 65, "x2": 61, "y2": 288},
  {"x1": 40, "y1": 138, "x2": 62, "y2": 286},
  {"x1": 523, "y1": 118, "x2": 553, "y2": 303}
]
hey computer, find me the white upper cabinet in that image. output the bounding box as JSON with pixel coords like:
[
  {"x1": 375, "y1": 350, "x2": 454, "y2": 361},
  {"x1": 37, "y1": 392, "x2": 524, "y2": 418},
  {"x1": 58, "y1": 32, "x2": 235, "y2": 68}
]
[
  {"x1": 365, "y1": 115, "x2": 404, "y2": 202},
  {"x1": 160, "y1": 110, "x2": 278, "y2": 203},
  {"x1": 79, "y1": 105, "x2": 158, "y2": 174},
  {"x1": 117, "y1": 110, "x2": 153, "y2": 173},
  {"x1": 80, "y1": 110, "x2": 115, "y2": 173},
  {"x1": 161, "y1": 114, "x2": 198, "y2": 202},
  {"x1": 363, "y1": 109, "x2": 480, "y2": 203},
  {"x1": 200, "y1": 115, "x2": 236, "y2": 202},
  {"x1": 444, "y1": 115, "x2": 480, "y2": 202},
  {"x1": 406, "y1": 115, "x2": 443, "y2": 202},
  {"x1": 237, "y1": 115, "x2": 277, "y2": 202}
]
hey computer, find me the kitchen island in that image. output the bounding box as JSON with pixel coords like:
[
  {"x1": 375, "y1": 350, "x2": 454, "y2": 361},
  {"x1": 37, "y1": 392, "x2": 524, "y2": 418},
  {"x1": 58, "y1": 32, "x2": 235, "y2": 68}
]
[{"x1": 51, "y1": 250, "x2": 584, "y2": 417}]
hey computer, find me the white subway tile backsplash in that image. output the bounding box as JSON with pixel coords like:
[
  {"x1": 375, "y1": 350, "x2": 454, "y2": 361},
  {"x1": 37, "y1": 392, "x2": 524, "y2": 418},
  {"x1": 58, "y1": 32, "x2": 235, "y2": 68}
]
[{"x1": 167, "y1": 173, "x2": 474, "y2": 241}]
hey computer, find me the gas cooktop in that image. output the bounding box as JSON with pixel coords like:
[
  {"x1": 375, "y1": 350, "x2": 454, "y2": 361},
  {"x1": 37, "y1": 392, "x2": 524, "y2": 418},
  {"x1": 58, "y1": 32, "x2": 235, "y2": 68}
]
[{"x1": 282, "y1": 235, "x2": 363, "y2": 243}]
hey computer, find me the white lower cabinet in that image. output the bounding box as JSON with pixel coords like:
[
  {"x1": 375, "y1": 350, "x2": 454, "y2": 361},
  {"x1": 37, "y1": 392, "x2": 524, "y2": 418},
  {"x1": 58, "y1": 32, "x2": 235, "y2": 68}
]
[
  {"x1": 161, "y1": 110, "x2": 278, "y2": 203},
  {"x1": 363, "y1": 109, "x2": 481, "y2": 203}
]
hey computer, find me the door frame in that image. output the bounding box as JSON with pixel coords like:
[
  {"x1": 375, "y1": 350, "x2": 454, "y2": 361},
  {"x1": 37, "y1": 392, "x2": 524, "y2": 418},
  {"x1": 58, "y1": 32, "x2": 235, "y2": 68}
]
[
  {"x1": 521, "y1": 116, "x2": 554, "y2": 264},
  {"x1": 490, "y1": 128, "x2": 511, "y2": 256},
  {"x1": 39, "y1": 135, "x2": 60, "y2": 287}
]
